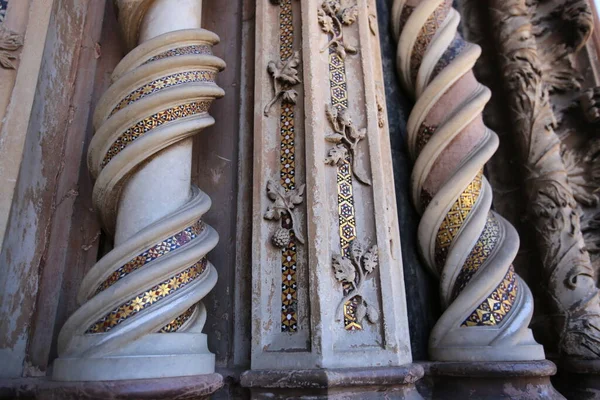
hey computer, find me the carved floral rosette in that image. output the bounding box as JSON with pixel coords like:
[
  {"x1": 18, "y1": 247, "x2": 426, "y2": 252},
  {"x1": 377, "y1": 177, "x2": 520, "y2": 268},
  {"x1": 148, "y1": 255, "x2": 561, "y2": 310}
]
[{"x1": 392, "y1": 0, "x2": 545, "y2": 361}]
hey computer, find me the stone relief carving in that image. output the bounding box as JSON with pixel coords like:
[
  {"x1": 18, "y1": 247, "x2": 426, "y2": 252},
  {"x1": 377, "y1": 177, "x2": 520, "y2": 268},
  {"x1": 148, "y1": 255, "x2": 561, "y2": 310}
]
[
  {"x1": 264, "y1": 180, "x2": 305, "y2": 248},
  {"x1": 318, "y1": 0, "x2": 358, "y2": 58},
  {"x1": 0, "y1": 24, "x2": 22, "y2": 69},
  {"x1": 264, "y1": 51, "x2": 301, "y2": 116},
  {"x1": 324, "y1": 104, "x2": 371, "y2": 185},
  {"x1": 332, "y1": 241, "x2": 379, "y2": 325},
  {"x1": 486, "y1": 0, "x2": 600, "y2": 359}
]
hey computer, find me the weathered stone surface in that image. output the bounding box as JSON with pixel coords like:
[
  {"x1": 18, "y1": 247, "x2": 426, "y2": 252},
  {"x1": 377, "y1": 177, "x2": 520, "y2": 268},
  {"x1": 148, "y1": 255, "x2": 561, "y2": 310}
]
[
  {"x1": 240, "y1": 365, "x2": 424, "y2": 399},
  {"x1": 0, "y1": 374, "x2": 223, "y2": 400}
]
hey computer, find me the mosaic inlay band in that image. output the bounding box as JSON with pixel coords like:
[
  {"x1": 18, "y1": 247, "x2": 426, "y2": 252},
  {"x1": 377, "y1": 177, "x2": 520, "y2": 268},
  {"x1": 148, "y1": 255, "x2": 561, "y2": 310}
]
[
  {"x1": 277, "y1": 0, "x2": 299, "y2": 333},
  {"x1": 110, "y1": 70, "x2": 216, "y2": 116},
  {"x1": 101, "y1": 100, "x2": 212, "y2": 168},
  {"x1": 451, "y1": 215, "x2": 500, "y2": 301},
  {"x1": 324, "y1": 3, "x2": 360, "y2": 330},
  {"x1": 159, "y1": 305, "x2": 196, "y2": 333},
  {"x1": 87, "y1": 258, "x2": 208, "y2": 334},
  {"x1": 462, "y1": 265, "x2": 518, "y2": 326},
  {"x1": 142, "y1": 44, "x2": 213, "y2": 65},
  {"x1": 95, "y1": 220, "x2": 205, "y2": 295},
  {"x1": 434, "y1": 169, "x2": 483, "y2": 270}
]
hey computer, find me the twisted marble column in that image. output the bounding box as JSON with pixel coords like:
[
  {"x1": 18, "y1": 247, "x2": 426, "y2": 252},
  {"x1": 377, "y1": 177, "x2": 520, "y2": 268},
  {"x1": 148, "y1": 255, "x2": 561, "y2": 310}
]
[
  {"x1": 53, "y1": 0, "x2": 224, "y2": 381},
  {"x1": 392, "y1": 0, "x2": 544, "y2": 361}
]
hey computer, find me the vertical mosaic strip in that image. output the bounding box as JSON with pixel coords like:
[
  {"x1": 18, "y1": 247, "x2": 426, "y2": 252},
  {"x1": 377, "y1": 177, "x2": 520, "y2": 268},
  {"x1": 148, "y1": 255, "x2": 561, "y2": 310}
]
[
  {"x1": 0, "y1": 0, "x2": 7, "y2": 22},
  {"x1": 278, "y1": 0, "x2": 299, "y2": 333},
  {"x1": 325, "y1": 15, "x2": 360, "y2": 331}
]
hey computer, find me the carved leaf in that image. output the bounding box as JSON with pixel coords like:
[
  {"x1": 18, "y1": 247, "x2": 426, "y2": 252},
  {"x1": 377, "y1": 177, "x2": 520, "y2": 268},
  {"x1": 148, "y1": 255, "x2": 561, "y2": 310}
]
[
  {"x1": 325, "y1": 144, "x2": 348, "y2": 166},
  {"x1": 356, "y1": 302, "x2": 367, "y2": 323},
  {"x1": 264, "y1": 201, "x2": 286, "y2": 221},
  {"x1": 366, "y1": 305, "x2": 379, "y2": 323},
  {"x1": 288, "y1": 184, "x2": 305, "y2": 207},
  {"x1": 0, "y1": 50, "x2": 16, "y2": 69},
  {"x1": 341, "y1": 6, "x2": 358, "y2": 26},
  {"x1": 266, "y1": 180, "x2": 285, "y2": 201},
  {"x1": 363, "y1": 245, "x2": 378, "y2": 273},
  {"x1": 344, "y1": 43, "x2": 358, "y2": 55},
  {"x1": 326, "y1": 104, "x2": 338, "y2": 126},
  {"x1": 350, "y1": 128, "x2": 366, "y2": 141},
  {"x1": 350, "y1": 241, "x2": 365, "y2": 263},
  {"x1": 333, "y1": 41, "x2": 346, "y2": 59},
  {"x1": 323, "y1": 0, "x2": 340, "y2": 15},
  {"x1": 0, "y1": 25, "x2": 23, "y2": 51},
  {"x1": 338, "y1": 108, "x2": 353, "y2": 129},
  {"x1": 332, "y1": 255, "x2": 356, "y2": 283},
  {"x1": 317, "y1": 9, "x2": 335, "y2": 34},
  {"x1": 269, "y1": 52, "x2": 301, "y2": 86},
  {"x1": 282, "y1": 89, "x2": 298, "y2": 104}
]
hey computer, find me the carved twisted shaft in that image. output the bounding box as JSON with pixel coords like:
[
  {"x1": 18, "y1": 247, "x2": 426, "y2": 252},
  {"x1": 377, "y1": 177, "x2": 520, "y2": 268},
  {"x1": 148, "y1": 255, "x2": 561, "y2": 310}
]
[
  {"x1": 53, "y1": 0, "x2": 224, "y2": 381},
  {"x1": 392, "y1": 0, "x2": 544, "y2": 361}
]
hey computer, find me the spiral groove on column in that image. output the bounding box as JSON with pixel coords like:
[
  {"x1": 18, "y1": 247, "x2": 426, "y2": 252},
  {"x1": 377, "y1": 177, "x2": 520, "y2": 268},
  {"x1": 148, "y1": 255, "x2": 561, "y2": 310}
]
[
  {"x1": 392, "y1": 0, "x2": 544, "y2": 361},
  {"x1": 53, "y1": 10, "x2": 225, "y2": 380}
]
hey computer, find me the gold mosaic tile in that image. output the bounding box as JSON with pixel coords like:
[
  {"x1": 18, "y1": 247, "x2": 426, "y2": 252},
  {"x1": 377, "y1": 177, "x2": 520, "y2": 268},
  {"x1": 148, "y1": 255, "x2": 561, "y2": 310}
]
[
  {"x1": 462, "y1": 265, "x2": 518, "y2": 327},
  {"x1": 143, "y1": 45, "x2": 213, "y2": 65},
  {"x1": 434, "y1": 169, "x2": 483, "y2": 270},
  {"x1": 86, "y1": 258, "x2": 208, "y2": 334},
  {"x1": 95, "y1": 220, "x2": 205, "y2": 295},
  {"x1": 101, "y1": 101, "x2": 212, "y2": 168},
  {"x1": 110, "y1": 70, "x2": 216, "y2": 117},
  {"x1": 451, "y1": 214, "x2": 500, "y2": 301}
]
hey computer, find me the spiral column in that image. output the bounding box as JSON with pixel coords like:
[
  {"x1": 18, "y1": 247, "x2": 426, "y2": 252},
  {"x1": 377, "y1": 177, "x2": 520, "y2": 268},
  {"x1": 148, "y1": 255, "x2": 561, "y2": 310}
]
[
  {"x1": 53, "y1": 0, "x2": 224, "y2": 381},
  {"x1": 392, "y1": 0, "x2": 544, "y2": 361}
]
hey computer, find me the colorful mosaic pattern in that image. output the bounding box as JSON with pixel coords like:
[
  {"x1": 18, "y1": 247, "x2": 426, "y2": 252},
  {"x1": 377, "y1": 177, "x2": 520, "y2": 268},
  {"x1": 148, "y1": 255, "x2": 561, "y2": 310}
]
[
  {"x1": 101, "y1": 101, "x2": 212, "y2": 168},
  {"x1": 432, "y1": 35, "x2": 467, "y2": 80},
  {"x1": 87, "y1": 259, "x2": 208, "y2": 334},
  {"x1": 110, "y1": 70, "x2": 216, "y2": 116},
  {"x1": 325, "y1": 2, "x2": 360, "y2": 330},
  {"x1": 451, "y1": 215, "x2": 500, "y2": 301},
  {"x1": 0, "y1": 0, "x2": 7, "y2": 22},
  {"x1": 277, "y1": 0, "x2": 299, "y2": 332},
  {"x1": 462, "y1": 265, "x2": 518, "y2": 327},
  {"x1": 435, "y1": 170, "x2": 483, "y2": 270},
  {"x1": 143, "y1": 45, "x2": 212, "y2": 65},
  {"x1": 159, "y1": 305, "x2": 196, "y2": 333},
  {"x1": 95, "y1": 220, "x2": 205, "y2": 295},
  {"x1": 410, "y1": 0, "x2": 452, "y2": 83}
]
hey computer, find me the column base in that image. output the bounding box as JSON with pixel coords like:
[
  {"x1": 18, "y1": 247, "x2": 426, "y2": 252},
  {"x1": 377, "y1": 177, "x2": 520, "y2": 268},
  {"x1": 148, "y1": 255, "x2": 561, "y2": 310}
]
[
  {"x1": 240, "y1": 364, "x2": 424, "y2": 399},
  {"x1": 0, "y1": 374, "x2": 223, "y2": 400},
  {"x1": 422, "y1": 360, "x2": 563, "y2": 400},
  {"x1": 553, "y1": 359, "x2": 600, "y2": 400}
]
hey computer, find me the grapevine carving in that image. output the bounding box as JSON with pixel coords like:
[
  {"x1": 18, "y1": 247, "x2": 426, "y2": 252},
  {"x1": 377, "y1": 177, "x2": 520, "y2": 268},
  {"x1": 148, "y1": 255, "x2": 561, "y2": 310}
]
[
  {"x1": 0, "y1": 24, "x2": 22, "y2": 69},
  {"x1": 264, "y1": 180, "x2": 305, "y2": 248},
  {"x1": 318, "y1": 0, "x2": 358, "y2": 58},
  {"x1": 264, "y1": 51, "x2": 301, "y2": 116}
]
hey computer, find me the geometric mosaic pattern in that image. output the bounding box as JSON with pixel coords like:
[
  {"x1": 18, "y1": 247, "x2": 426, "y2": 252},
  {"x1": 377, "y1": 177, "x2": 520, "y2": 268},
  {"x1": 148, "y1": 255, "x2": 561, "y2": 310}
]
[
  {"x1": 462, "y1": 265, "x2": 518, "y2": 327},
  {"x1": 326, "y1": 9, "x2": 360, "y2": 331},
  {"x1": 434, "y1": 169, "x2": 483, "y2": 271},
  {"x1": 143, "y1": 44, "x2": 213, "y2": 65},
  {"x1": 278, "y1": 0, "x2": 299, "y2": 332},
  {"x1": 110, "y1": 70, "x2": 216, "y2": 116},
  {"x1": 451, "y1": 214, "x2": 500, "y2": 301},
  {"x1": 409, "y1": 0, "x2": 451, "y2": 84},
  {"x1": 101, "y1": 100, "x2": 213, "y2": 168},
  {"x1": 95, "y1": 220, "x2": 206, "y2": 295},
  {"x1": 86, "y1": 258, "x2": 208, "y2": 334},
  {"x1": 159, "y1": 305, "x2": 196, "y2": 333}
]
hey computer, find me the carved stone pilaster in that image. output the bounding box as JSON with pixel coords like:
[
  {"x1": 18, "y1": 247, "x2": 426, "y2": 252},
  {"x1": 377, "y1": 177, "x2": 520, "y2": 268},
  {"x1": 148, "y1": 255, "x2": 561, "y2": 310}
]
[
  {"x1": 243, "y1": 0, "x2": 421, "y2": 397},
  {"x1": 51, "y1": 0, "x2": 223, "y2": 389}
]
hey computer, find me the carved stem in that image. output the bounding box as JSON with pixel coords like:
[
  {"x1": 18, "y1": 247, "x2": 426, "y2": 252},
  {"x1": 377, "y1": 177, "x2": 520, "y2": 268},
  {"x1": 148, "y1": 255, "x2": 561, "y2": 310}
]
[
  {"x1": 53, "y1": 0, "x2": 225, "y2": 381},
  {"x1": 392, "y1": 0, "x2": 544, "y2": 361}
]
